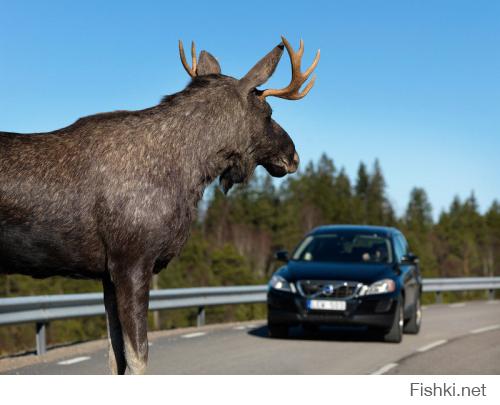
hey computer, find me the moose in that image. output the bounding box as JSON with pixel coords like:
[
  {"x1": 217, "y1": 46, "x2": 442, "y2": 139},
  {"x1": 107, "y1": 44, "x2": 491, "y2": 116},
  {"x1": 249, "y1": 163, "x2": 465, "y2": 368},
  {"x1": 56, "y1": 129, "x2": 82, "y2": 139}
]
[{"x1": 0, "y1": 37, "x2": 319, "y2": 374}]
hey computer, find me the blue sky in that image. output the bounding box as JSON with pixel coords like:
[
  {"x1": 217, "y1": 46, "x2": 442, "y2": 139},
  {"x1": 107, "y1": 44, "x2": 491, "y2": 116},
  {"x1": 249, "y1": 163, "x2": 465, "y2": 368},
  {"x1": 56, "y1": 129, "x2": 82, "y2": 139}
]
[{"x1": 1, "y1": 0, "x2": 499, "y2": 218}]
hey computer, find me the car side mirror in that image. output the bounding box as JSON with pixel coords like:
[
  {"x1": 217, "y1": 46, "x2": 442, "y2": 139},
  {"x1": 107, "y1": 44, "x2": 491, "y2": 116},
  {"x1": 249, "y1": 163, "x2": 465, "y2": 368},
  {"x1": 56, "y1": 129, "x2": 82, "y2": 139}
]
[
  {"x1": 401, "y1": 253, "x2": 419, "y2": 264},
  {"x1": 275, "y1": 250, "x2": 289, "y2": 262}
]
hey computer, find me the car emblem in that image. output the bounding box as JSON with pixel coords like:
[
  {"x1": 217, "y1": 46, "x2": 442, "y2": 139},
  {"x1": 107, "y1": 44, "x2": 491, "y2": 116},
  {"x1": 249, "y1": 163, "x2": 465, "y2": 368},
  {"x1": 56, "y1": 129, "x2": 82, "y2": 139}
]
[{"x1": 322, "y1": 284, "x2": 336, "y2": 296}]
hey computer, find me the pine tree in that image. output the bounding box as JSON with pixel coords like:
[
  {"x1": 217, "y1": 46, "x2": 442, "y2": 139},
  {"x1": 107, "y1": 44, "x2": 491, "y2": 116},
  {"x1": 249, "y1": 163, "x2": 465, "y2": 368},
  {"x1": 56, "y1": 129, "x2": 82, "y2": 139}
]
[
  {"x1": 405, "y1": 187, "x2": 433, "y2": 232},
  {"x1": 355, "y1": 162, "x2": 369, "y2": 198},
  {"x1": 403, "y1": 187, "x2": 437, "y2": 277},
  {"x1": 332, "y1": 167, "x2": 353, "y2": 223},
  {"x1": 354, "y1": 162, "x2": 370, "y2": 223},
  {"x1": 485, "y1": 201, "x2": 500, "y2": 276},
  {"x1": 366, "y1": 159, "x2": 394, "y2": 225}
]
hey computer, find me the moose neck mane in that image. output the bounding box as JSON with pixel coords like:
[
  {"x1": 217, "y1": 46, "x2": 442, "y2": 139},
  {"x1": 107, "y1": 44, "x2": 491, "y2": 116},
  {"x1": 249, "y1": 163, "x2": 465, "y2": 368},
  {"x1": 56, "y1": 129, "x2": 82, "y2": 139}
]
[{"x1": 154, "y1": 76, "x2": 254, "y2": 201}]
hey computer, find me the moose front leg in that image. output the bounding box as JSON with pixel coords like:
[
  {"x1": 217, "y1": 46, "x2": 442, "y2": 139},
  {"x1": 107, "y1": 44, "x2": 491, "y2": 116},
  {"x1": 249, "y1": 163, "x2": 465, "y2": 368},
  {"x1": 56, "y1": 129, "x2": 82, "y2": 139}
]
[
  {"x1": 103, "y1": 275, "x2": 127, "y2": 375},
  {"x1": 111, "y1": 259, "x2": 152, "y2": 375}
]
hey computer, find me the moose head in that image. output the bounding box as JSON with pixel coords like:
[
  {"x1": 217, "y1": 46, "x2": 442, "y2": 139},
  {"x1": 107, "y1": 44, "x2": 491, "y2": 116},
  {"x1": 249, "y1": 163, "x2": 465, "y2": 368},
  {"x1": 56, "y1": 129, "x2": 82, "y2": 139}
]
[{"x1": 177, "y1": 37, "x2": 320, "y2": 192}]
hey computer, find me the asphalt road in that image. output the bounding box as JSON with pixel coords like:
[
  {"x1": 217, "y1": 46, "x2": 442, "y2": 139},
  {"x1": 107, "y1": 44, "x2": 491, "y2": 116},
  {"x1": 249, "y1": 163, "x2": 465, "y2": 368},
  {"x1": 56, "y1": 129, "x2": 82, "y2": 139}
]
[{"x1": 1, "y1": 300, "x2": 499, "y2": 374}]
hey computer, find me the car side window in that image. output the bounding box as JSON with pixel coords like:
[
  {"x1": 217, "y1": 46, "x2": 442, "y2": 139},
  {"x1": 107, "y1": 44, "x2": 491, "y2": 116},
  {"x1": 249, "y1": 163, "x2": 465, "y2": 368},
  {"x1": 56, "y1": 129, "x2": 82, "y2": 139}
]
[
  {"x1": 393, "y1": 235, "x2": 405, "y2": 262},
  {"x1": 398, "y1": 234, "x2": 410, "y2": 255}
]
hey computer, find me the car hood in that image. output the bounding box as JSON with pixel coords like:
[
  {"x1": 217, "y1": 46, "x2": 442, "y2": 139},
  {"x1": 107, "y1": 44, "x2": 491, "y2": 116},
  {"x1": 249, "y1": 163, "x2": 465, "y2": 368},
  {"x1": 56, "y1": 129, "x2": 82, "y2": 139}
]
[{"x1": 280, "y1": 261, "x2": 396, "y2": 284}]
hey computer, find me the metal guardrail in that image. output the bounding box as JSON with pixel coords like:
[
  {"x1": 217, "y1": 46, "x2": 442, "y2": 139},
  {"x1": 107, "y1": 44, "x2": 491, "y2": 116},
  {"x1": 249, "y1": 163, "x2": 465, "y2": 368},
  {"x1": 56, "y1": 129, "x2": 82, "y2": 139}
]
[
  {"x1": 0, "y1": 277, "x2": 498, "y2": 355},
  {"x1": 423, "y1": 277, "x2": 500, "y2": 305},
  {"x1": 422, "y1": 277, "x2": 500, "y2": 298},
  {"x1": 0, "y1": 286, "x2": 267, "y2": 355}
]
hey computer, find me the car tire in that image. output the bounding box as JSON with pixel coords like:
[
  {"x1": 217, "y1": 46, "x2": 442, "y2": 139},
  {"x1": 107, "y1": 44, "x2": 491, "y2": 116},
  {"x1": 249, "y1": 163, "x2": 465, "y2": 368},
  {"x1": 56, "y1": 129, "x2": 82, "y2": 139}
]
[
  {"x1": 403, "y1": 295, "x2": 422, "y2": 334},
  {"x1": 268, "y1": 323, "x2": 289, "y2": 338},
  {"x1": 383, "y1": 297, "x2": 403, "y2": 343}
]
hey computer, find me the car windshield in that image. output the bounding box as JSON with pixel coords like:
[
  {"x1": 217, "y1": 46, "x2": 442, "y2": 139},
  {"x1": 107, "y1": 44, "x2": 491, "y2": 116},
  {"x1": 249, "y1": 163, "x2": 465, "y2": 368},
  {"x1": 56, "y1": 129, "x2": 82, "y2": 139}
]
[{"x1": 292, "y1": 232, "x2": 393, "y2": 264}]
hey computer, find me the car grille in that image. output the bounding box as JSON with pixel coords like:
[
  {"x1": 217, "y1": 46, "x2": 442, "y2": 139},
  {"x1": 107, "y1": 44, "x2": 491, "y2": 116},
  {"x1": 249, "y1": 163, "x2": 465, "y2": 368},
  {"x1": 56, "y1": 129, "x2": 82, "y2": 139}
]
[{"x1": 296, "y1": 280, "x2": 361, "y2": 299}]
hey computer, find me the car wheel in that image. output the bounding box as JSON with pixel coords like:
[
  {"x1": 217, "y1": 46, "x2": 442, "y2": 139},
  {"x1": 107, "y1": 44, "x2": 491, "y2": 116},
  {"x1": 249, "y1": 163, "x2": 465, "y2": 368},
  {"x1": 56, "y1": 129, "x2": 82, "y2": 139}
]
[
  {"x1": 268, "y1": 323, "x2": 289, "y2": 338},
  {"x1": 403, "y1": 295, "x2": 422, "y2": 334},
  {"x1": 383, "y1": 297, "x2": 403, "y2": 343}
]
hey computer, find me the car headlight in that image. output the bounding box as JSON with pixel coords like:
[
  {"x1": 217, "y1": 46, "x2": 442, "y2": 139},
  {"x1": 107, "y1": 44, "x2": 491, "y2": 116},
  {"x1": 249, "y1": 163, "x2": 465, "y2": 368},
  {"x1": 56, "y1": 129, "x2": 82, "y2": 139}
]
[
  {"x1": 268, "y1": 275, "x2": 296, "y2": 293},
  {"x1": 362, "y1": 279, "x2": 396, "y2": 295}
]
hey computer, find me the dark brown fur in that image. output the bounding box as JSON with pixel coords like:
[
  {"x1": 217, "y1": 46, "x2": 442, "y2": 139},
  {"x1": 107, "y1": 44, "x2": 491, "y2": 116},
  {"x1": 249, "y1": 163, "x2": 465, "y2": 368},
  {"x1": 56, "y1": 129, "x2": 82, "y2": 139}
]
[{"x1": 0, "y1": 42, "x2": 300, "y2": 373}]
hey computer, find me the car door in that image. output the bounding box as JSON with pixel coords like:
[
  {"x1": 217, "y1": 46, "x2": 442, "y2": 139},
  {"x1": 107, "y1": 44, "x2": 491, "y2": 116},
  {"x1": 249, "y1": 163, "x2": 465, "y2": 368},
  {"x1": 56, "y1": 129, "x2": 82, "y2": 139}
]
[{"x1": 394, "y1": 234, "x2": 418, "y2": 316}]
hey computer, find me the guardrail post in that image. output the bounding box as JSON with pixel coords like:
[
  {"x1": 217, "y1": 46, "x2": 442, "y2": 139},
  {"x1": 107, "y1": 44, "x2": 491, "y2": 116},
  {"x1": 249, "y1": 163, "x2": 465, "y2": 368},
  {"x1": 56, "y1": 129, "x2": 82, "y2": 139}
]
[
  {"x1": 36, "y1": 322, "x2": 47, "y2": 355},
  {"x1": 435, "y1": 291, "x2": 442, "y2": 304},
  {"x1": 197, "y1": 306, "x2": 205, "y2": 327},
  {"x1": 152, "y1": 274, "x2": 160, "y2": 330},
  {"x1": 488, "y1": 289, "x2": 495, "y2": 301}
]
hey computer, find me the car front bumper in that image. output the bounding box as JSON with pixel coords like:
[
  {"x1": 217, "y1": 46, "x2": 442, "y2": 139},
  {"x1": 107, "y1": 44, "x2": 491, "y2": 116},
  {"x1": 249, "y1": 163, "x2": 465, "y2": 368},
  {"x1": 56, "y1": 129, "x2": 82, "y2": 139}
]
[{"x1": 267, "y1": 288, "x2": 399, "y2": 329}]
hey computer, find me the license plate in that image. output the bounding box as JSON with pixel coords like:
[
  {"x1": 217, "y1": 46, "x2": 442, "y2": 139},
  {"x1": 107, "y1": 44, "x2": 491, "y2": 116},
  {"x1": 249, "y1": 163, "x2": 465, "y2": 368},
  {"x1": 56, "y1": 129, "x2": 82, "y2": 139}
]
[{"x1": 307, "y1": 299, "x2": 346, "y2": 311}]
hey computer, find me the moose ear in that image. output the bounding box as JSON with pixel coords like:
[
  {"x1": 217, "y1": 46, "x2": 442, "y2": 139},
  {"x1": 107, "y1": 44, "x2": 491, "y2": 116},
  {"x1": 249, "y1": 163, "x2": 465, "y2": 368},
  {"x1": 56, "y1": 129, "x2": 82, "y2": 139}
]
[
  {"x1": 239, "y1": 43, "x2": 284, "y2": 93},
  {"x1": 196, "y1": 50, "x2": 221, "y2": 76}
]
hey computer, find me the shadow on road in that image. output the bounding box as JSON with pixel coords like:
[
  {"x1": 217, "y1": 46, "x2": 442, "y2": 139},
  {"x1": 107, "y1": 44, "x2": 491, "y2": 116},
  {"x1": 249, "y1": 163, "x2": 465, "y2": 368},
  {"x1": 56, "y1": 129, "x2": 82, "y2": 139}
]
[{"x1": 247, "y1": 325, "x2": 386, "y2": 343}]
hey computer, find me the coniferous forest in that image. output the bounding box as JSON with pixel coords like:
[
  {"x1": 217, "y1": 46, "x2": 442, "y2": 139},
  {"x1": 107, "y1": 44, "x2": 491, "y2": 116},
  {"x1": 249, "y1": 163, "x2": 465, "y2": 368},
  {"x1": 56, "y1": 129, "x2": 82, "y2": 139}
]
[{"x1": 1, "y1": 154, "x2": 499, "y2": 355}]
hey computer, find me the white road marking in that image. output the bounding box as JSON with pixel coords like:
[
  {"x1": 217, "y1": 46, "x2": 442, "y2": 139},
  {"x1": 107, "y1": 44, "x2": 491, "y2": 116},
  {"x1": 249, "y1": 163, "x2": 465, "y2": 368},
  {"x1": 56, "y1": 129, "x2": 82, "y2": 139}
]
[
  {"x1": 181, "y1": 332, "x2": 206, "y2": 339},
  {"x1": 449, "y1": 303, "x2": 466, "y2": 308},
  {"x1": 234, "y1": 324, "x2": 257, "y2": 330},
  {"x1": 486, "y1": 300, "x2": 499, "y2": 305},
  {"x1": 470, "y1": 324, "x2": 500, "y2": 334},
  {"x1": 421, "y1": 305, "x2": 428, "y2": 310},
  {"x1": 371, "y1": 363, "x2": 398, "y2": 375},
  {"x1": 57, "y1": 356, "x2": 90, "y2": 365},
  {"x1": 148, "y1": 342, "x2": 153, "y2": 347},
  {"x1": 417, "y1": 339, "x2": 447, "y2": 352}
]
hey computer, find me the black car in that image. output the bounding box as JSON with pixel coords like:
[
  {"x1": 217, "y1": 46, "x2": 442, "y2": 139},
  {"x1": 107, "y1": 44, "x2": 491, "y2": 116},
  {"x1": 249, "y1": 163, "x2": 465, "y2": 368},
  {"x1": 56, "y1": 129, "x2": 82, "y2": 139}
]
[{"x1": 267, "y1": 225, "x2": 422, "y2": 342}]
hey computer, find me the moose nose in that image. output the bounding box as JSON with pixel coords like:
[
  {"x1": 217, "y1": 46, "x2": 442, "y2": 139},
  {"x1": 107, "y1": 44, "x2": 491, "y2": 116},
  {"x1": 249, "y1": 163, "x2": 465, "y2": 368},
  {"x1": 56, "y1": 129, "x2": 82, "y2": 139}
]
[{"x1": 288, "y1": 151, "x2": 300, "y2": 173}]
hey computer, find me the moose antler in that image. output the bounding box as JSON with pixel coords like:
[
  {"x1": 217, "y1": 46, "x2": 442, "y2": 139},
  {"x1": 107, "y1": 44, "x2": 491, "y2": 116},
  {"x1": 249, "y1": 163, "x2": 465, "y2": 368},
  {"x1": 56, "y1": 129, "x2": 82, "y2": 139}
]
[
  {"x1": 260, "y1": 36, "x2": 320, "y2": 100},
  {"x1": 179, "y1": 40, "x2": 197, "y2": 78}
]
